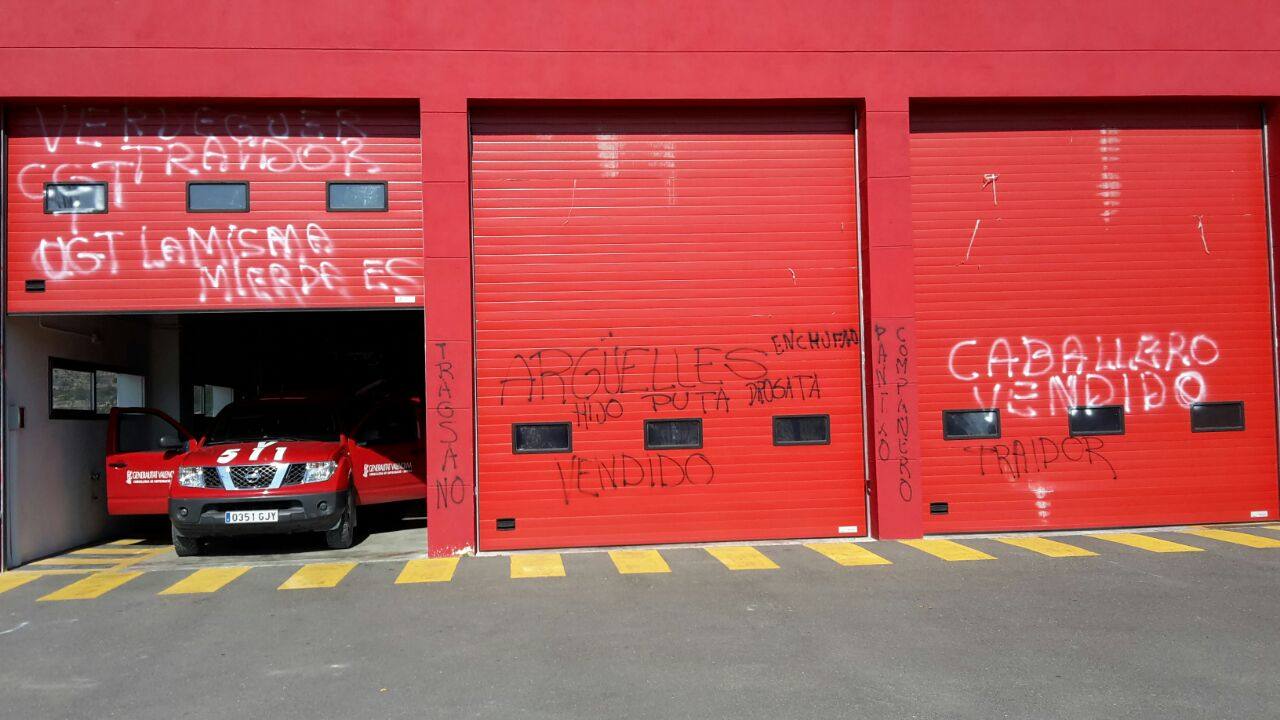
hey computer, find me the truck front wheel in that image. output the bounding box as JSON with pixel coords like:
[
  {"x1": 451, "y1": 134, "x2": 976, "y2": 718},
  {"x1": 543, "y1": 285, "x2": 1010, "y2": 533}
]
[
  {"x1": 172, "y1": 525, "x2": 201, "y2": 557},
  {"x1": 324, "y1": 501, "x2": 356, "y2": 550}
]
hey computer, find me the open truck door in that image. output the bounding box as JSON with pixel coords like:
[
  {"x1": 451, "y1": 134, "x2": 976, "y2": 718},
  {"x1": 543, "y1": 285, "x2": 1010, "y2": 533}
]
[
  {"x1": 107, "y1": 407, "x2": 194, "y2": 515},
  {"x1": 348, "y1": 398, "x2": 427, "y2": 504}
]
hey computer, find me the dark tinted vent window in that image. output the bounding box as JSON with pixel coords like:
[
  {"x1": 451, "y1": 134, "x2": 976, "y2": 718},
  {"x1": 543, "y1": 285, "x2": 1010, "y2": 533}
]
[
  {"x1": 512, "y1": 423, "x2": 572, "y2": 454},
  {"x1": 45, "y1": 183, "x2": 107, "y2": 214},
  {"x1": 942, "y1": 410, "x2": 1000, "y2": 440},
  {"x1": 328, "y1": 182, "x2": 388, "y2": 211},
  {"x1": 1068, "y1": 405, "x2": 1125, "y2": 436},
  {"x1": 1190, "y1": 402, "x2": 1245, "y2": 432},
  {"x1": 644, "y1": 419, "x2": 703, "y2": 450},
  {"x1": 773, "y1": 414, "x2": 830, "y2": 446},
  {"x1": 188, "y1": 182, "x2": 249, "y2": 212}
]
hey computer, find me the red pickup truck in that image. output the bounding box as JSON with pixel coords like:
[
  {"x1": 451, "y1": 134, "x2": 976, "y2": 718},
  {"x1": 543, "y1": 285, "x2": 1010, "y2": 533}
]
[{"x1": 106, "y1": 396, "x2": 426, "y2": 556}]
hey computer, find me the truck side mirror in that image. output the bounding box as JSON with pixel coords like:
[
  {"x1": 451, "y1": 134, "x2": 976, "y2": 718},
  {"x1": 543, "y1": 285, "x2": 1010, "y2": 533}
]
[{"x1": 158, "y1": 434, "x2": 184, "y2": 451}]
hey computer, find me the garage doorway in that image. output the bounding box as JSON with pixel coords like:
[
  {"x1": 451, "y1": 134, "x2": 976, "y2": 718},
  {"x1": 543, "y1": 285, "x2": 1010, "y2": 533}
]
[{"x1": 2, "y1": 309, "x2": 426, "y2": 568}]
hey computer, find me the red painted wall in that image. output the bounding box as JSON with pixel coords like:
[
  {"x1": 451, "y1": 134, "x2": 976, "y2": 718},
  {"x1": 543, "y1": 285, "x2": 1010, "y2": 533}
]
[{"x1": 0, "y1": 1, "x2": 1277, "y2": 555}]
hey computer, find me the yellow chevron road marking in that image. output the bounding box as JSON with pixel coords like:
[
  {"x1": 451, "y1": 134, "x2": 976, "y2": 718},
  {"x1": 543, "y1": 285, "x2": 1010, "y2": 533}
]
[
  {"x1": 39, "y1": 572, "x2": 142, "y2": 601},
  {"x1": 0, "y1": 573, "x2": 43, "y2": 594},
  {"x1": 1090, "y1": 533, "x2": 1203, "y2": 553},
  {"x1": 278, "y1": 563, "x2": 356, "y2": 590},
  {"x1": 70, "y1": 548, "x2": 151, "y2": 556},
  {"x1": 900, "y1": 539, "x2": 995, "y2": 561},
  {"x1": 159, "y1": 567, "x2": 251, "y2": 595},
  {"x1": 30, "y1": 557, "x2": 121, "y2": 567},
  {"x1": 106, "y1": 539, "x2": 146, "y2": 546},
  {"x1": 511, "y1": 554, "x2": 565, "y2": 579},
  {"x1": 396, "y1": 558, "x2": 461, "y2": 584},
  {"x1": 996, "y1": 537, "x2": 1097, "y2": 558},
  {"x1": 706, "y1": 546, "x2": 778, "y2": 570},
  {"x1": 805, "y1": 542, "x2": 892, "y2": 566},
  {"x1": 111, "y1": 546, "x2": 173, "y2": 570},
  {"x1": 609, "y1": 550, "x2": 671, "y2": 574},
  {"x1": 1180, "y1": 527, "x2": 1280, "y2": 549}
]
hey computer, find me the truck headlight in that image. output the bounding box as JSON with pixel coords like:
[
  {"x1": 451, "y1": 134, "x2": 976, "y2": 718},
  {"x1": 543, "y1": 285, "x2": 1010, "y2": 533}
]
[
  {"x1": 178, "y1": 466, "x2": 203, "y2": 488},
  {"x1": 302, "y1": 461, "x2": 337, "y2": 484}
]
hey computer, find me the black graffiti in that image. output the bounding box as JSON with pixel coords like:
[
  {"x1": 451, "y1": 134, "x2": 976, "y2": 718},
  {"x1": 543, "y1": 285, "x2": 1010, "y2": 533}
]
[
  {"x1": 746, "y1": 374, "x2": 821, "y2": 406},
  {"x1": 640, "y1": 388, "x2": 731, "y2": 414},
  {"x1": 572, "y1": 398, "x2": 625, "y2": 428},
  {"x1": 770, "y1": 327, "x2": 860, "y2": 355},
  {"x1": 964, "y1": 435, "x2": 1118, "y2": 481},
  {"x1": 894, "y1": 326, "x2": 912, "y2": 502},
  {"x1": 433, "y1": 341, "x2": 466, "y2": 511},
  {"x1": 434, "y1": 476, "x2": 465, "y2": 508},
  {"x1": 554, "y1": 452, "x2": 715, "y2": 505},
  {"x1": 872, "y1": 324, "x2": 913, "y2": 501},
  {"x1": 498, "y1": 340, "x2": 770, "y2": 406},
  {"x1": 874, "y1": 324, "x2": 891, "y2": 465}
]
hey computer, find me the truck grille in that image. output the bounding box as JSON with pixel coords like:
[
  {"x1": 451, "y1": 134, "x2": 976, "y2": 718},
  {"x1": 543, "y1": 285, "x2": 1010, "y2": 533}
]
[
  {"x1": 199, "y1": 464, "x2": 306, "y2": 490},
  {"x1": 230, "y1": 465, "x2": 277, "y2": 489},
  {"x1": 281, "y1": 464, "x2": 307, "y2": 485}
]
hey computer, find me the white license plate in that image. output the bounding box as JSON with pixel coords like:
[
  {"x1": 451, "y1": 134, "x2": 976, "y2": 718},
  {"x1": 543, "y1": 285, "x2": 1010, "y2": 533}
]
[{"x1": 225, "y1": 509, "x2": 279, "y2": 524}]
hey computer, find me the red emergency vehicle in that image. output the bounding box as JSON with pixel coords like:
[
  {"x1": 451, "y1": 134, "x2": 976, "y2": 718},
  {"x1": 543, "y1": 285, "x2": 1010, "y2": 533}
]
[{"x1": 105, "y1": 396, "x2": 426, "y2": 556}]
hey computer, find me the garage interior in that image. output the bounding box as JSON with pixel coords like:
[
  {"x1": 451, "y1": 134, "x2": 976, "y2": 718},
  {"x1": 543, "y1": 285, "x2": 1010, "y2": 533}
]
[{"x1": 2, "y1": 309, "x2": 425, "y2": 568}]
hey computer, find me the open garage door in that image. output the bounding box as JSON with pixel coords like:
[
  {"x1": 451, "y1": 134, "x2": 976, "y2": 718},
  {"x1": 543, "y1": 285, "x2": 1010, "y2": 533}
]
[
  {"x1": 6, "y1": 103, "x2": 422, "y2": 312},
  {"x1": 911, "y1": 103, "x2": 1280, "y2": 532},
  {"x1": 472, "y1": 107, "x2": 867, "y2": 550}
]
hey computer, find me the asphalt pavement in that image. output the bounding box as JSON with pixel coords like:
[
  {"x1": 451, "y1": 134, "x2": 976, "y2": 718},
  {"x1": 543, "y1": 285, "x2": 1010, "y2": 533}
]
[{"x1": 1, "y1": 527, "x2": 1277, "y2": 720}]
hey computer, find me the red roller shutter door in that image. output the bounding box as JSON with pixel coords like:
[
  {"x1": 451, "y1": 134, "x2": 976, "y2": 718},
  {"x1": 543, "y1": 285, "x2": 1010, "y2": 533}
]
[
  {"x1": 472, "y1": 108, "x2": 867, "y2": 550},
  {"x1": 912, "y1": 103, "x2": 1279, "y2": 532},
  {"x1": 7, "y1": 104, "x2": 423, "y2": 313}
]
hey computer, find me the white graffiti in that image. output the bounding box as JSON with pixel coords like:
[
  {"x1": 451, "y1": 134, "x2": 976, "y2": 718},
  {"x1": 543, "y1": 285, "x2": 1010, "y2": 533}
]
[
  {"x1": 18, "y1": 106, "x2": 379, "y2": 204},
  {"x1": 20, "y1": 105, "x2": 420, "y2": 305},
  {"x1": 32, "y1": 222, "x2": 419, "y2": 305},
  {"x1": 947, "y1": 332, "x2": 1220, "y2": 417}
]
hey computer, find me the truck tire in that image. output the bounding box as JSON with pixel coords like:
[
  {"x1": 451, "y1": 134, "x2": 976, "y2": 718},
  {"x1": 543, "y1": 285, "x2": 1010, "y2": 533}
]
[
  {"x1": 324, "y1": 503, "x2": 355, "y2": 550},
  {"x1": 172, "y1": 525, "x2": 201, "y2": 557}
]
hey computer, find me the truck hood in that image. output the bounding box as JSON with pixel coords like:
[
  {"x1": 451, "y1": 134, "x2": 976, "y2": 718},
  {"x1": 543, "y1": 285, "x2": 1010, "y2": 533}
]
[{"x1": 182, "y1": 440, "x2": 342, "y2": 467}]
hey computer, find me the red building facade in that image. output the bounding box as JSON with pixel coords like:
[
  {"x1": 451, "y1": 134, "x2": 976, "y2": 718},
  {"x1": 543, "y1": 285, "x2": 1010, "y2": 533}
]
[{"x1": 2, "y1": 1, "x2": 1279, "y2": 559}]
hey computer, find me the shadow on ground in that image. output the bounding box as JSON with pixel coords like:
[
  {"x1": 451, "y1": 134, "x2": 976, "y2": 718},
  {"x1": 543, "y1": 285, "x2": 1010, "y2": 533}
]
[{"x1": 111, "y1": 500, "x2": 429, "y2": 569}]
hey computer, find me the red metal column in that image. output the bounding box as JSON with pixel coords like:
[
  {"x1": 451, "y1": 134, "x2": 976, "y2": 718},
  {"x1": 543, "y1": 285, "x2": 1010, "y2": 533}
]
[
  {"x1": 863, "y1": 102, "x2": 924, "y2": 539},
  {"x1": 423, "y1": 108, "x2": 477, "y2": 556}
]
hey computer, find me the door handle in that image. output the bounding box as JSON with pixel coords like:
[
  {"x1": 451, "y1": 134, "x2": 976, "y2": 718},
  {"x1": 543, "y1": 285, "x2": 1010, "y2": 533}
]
[{"x1": 108, "y1": 462, "x2": 127, "y2": 469}]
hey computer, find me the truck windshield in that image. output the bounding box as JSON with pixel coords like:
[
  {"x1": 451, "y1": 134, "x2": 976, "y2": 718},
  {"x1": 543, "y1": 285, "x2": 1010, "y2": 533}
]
[{"x1": 206, "y1": 403, "x2": 340, "y2": 444}]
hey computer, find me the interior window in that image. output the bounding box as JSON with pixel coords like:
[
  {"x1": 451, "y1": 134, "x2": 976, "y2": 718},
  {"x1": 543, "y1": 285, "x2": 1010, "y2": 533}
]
[
  {"x1": 95, "y1": 371, "x2": 145, "y2": 414},
  {"x1": 193, "y1": 384, "x2": 236, "y2": 416},
  {"x1": 51, "y1": 367, "x2": 94, "y2": 412}
]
